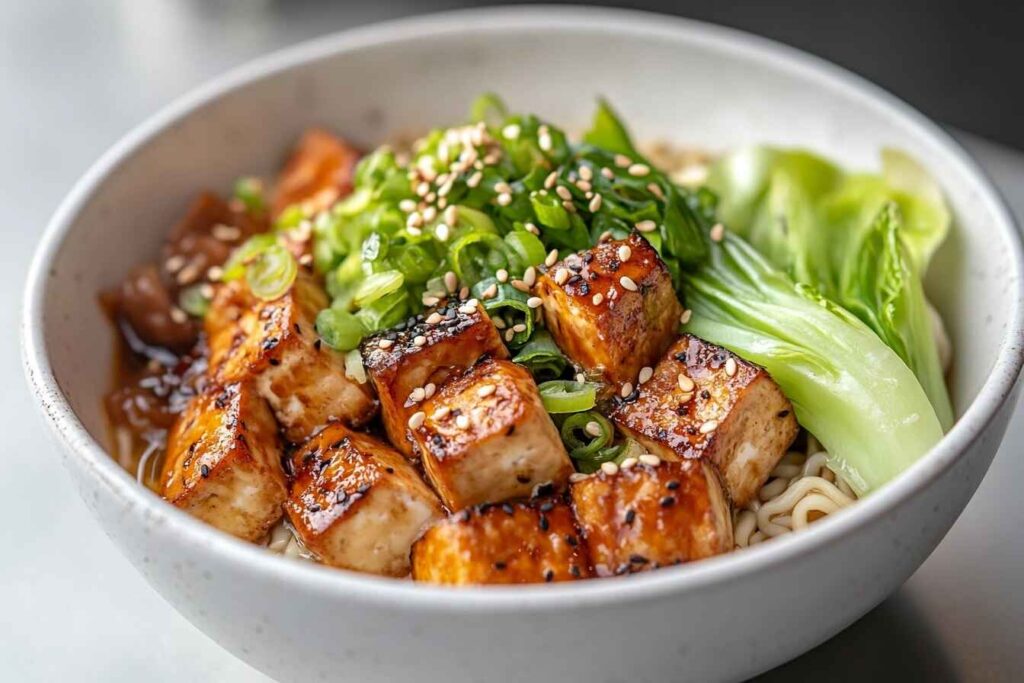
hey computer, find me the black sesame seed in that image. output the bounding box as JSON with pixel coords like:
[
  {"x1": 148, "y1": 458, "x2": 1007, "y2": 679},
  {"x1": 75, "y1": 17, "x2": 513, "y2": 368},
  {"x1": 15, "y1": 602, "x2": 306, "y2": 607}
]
[
  {"x1": 567, "y1": 274, "x2": 582, "y2": 285},
  {"x1": 502, "y1": 503, "x2": 515, "y2": 516},
  {"x1": 566, "y1": 534, "x2": 578, "y2": 546},
  {"x1": 539, "y1": 515, "x2": 549, "y2": 531},
  {"x1": 582, "y1": 252, "x2": 594, "y2": 263},
  {"x1": 268, "y1": 358, "x2": 281, "y2": 366},
  {"x1": 568, "y1": 261, "x2": 583, "y2": 272},
  {"x1": 660, "y1": 496, "x2": 676, "y2": 508},
  {"x1": 777, "y1": 409, "x2": 791, "y2": 418},
  {"x1": 666, "y1": 480, "x2": 680, "y2": 490},
  {"x1": 674, "y1": 352, "x2": 688, "y2": 363},
  {"x1": 516, "y1": 474, "x2": 530, "y2": 484},
  {"x1": 544, "y1": 569, "x2": 555, "y2": 582},
  {"x1": 507, "y1": 425, "x2": 516, "y2": 436},
  {"x1": 309, "y1": 504, "x2": 321, "y2": 513},
  {"x1": 700, "y1": 389, "x2": 711, "y2": 400},
  {"x1": 570, "y1": 565, "x2": 581, "y2": 577},
  {"x1": 293, "y1": 323, "x2": 302, "y2": 335},
  {"x1": 385, "y1": 467, "x2": 395, "y2": 474},
  {"x1": 629, "y1": 554, "x2": 649, "y2": 565},
  {"x1": 539, "y1": 501, "x2": 554, "y2": 513},
  {"x1": 579, "y1": 283, "x2": 590, "y2": 295},
  {"x1": 624, "y1": 508, "x2": 636, "y2": 525},
  {"x1": 200, "y1": 464, "x2": 209, "y2": 478},
  {"x1": 494, "y1": 561, "x2": 507, "y2": 571},
  {"x1": 314, "y1": 339, "x2": 322, "y2": 351}
]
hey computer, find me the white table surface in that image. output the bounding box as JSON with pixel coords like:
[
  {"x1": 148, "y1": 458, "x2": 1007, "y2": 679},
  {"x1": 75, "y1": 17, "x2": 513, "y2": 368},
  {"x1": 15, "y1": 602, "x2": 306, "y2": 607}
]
[{"x1": 3, "y1": 2, "x2": 1021, "y2": 680}]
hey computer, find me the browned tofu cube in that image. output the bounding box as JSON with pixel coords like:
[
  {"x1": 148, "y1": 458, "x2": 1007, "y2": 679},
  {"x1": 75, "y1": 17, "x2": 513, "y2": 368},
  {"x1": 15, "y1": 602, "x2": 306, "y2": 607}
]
[
  {"x1": 410, "y1": 358, "x2": 573, "y2": 510},
  {"x1": 361, "y1": 300, "x2": 508, "y2": 457},
  {"x1": 161, "y1": 382, "x2": 286, "y2": 542},
  {"x1": 610, "y1": 335, "x2": 799, "y2": 507},
  {"x1": 536, "y1": 232, "x2": 682, "y2": 390},
  {"x1": 272, "y1": 129, "x2": 360, "y2": 218},
  {"x1": 285, "y1": 423, "x2": 443, "y2": 577},
  {"x1": 208, "y1": 272, "x2": 378, "y2": 442},
  {"x1": 570, "y1": 459, "x2": 732, "y2": 577},
  {"x1": 411, "y1": 497, "x2": 592, "y2": 585}
]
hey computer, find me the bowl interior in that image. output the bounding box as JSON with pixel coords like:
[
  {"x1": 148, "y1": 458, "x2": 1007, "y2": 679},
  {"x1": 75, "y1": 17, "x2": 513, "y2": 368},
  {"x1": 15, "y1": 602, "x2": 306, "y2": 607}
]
[{"x1": 39, "y1": 14, "x2": 1019, "y2": 489}]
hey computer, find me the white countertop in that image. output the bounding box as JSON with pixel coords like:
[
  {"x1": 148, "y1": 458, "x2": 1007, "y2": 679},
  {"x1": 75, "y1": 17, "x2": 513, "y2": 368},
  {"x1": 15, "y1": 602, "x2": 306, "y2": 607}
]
[{"x1": 3, "y1": 3, "x2": 1021, "y2": 680}]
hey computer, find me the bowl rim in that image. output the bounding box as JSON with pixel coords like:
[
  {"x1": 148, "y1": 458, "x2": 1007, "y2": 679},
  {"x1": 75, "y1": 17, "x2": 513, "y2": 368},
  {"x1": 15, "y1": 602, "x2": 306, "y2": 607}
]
[{"x1": 21, "y1": 5, "x2": 1024, "y2": 612}]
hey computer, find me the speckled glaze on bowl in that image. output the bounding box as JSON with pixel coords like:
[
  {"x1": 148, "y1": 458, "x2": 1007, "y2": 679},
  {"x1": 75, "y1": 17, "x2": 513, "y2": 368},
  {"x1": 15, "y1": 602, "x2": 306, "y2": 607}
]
[{"x1": 21, "y1": 7, "x2": 1024, "y2": 682}]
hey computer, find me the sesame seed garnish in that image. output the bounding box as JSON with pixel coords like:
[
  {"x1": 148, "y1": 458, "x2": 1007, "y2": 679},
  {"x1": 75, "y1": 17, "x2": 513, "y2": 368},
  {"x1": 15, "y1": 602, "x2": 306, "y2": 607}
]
[
  {"x1": 679, "y1": 392, "x2": 694, "y2": 403},
  {"x1": 525, "y1": 222, "x2": 540, "y2": 236},
  {"x1": 555, "y1": 185, "x2": 572, "y2": 201},
  {"x1": 523, "y1": 266, "x2": 537, "y2": 287},
  {"x1": 598, "y1": 230, "x2": 613, "y2": 243},
  {"x1": 456, "y1": 415, "x2": 470, "y2": 430},
  {"x1": 511, "y1": 279, "x2": 531, "y2": 293},
  {"x1": 378, "y1": 339, "x2": 394, "y2": 350},
  {"x1": 569, "y1": 472, "x2": 590, "y2": 483},
  {"x1": 407, "y1": 226, "x2": 423, "y2": 237},
  {"x1": 680, "y1": 309, "x2": 692, "y2": 325},
  {"x1": 545, "y1": 249, "x2": 559, "y2": 267},
  {"x1": 493, "y1": 317, "x2": 506, "y2": 329},
  {"x1": 399, "y1": 199, "x2": 417, "y2": 212},
  {"x1": 660, "y1": 496, "x2": 676, "y2": 508},
  {"x1": 635, "y1": 219, "x2": 657, "y2": 233},
  {"x1": 725, "y1": 357, "x2": 738, "y2": 377},
  {"x1": 614, "y1": 154, "x2": 632, "y2": 168},
  {"x1": 409, "y1": 387, "x2": 426, "y2": 403},
  {"x1": 444, "y1": 205, "x2": 458, "y2": 225},
  {"x1": 422, "y1": 205, "x2": 437, "y2": 222},
  {"x1": 576, "y1": 179, "x2": 592, "y2": 193},
  {"x1": 562, "y1": 200, "x2": 576, "y2": 213},
  {"x1": 678, "y1": 374, "x2": 695, "y2": 392},
  {"x1": 416, "y1": 181, "x2": 430, "y2": 197},
  {"x1": 647, "y1": 183, "x2": 664, "y2": 200},
  {"x1": 477, "y1": 384, "x2": 496, "y2": 398},
  {"x1": 638, "y1": 366, "x2": 654, "y2": 384},
  {"x1": 527, "y1": 296, "x2": 543, "y2": 309},
  {"x1": 617, "y1": 245, "x2": 632, "y2": 262},
  {"x1": 591, "y1": 293, "x2": 604, "y2": 305},
  {"x1": 413, "y1": 335, "x2": 426, "y2": 347},
  {"x1": 299, "y1": 254, "x2": 313, "y2": 267},
  {"x1": 408, "y1": 411, "x2": 425, "y2": 429},
  {"x1": 467, "y1": 171, "x2": 483, "y2": 188},
  {"x1": 544, "y1": 171, "x2": 558, "y2": 189},
  {"x1": 435, "y1": 223, "x2": 450, "y2": 241},
  {"x1": 444, "y1": 271, "x2": 458, "y2": 293},
  {"x1": 176, "y1": 261, "x2": 202, "y2": 285},
  {"x1": 426, "y1": 312, "x2": 443, "y2": 325},
  {"x1": 512, "y1": 323, "x2": 527, "y2": 333},
  {"x1": 699, "y1": 420, "x2": 719, "y2": 434},
  {"x1": 169, "y1": 307, "x2": 188, "y2": 324},
  {"x1": 639, "y1": 454, "x2": 661, "y2": 466},
  {"x1": 505, "y1": 328, "x2": 515, "y2": 342},
  {"x1": 199, "y1": 283, "x2": 215, "y2": 299},
  {"x1": 206, "y1": 265, "x2": 223, "y2": 281},
  {"x1": 584, "y1": 421, "x2": 602, "y2": 437},
  {"x1": 619, "y1": 276, "x2": 638, "y2": 292},
  {"x1": 495, "y1": 268, "x2": 509, "y2": 283},
  {"x1": 620, "y1": 382, "x2": 634, "y2": 398},
  {"x1": 624, "y1": 508, "x2": 636, "y2": 524},
  {"x1": 710, "y1": 223, "x2": 725, "y2": 242},
  {"x1": 433, "y1": 406, "x2": 451, "y2": 420},
  {"x1": 538, "y1": 129, "x2": 552, "y2": 151},
  {"x1": 422, "y1": 295, "x2": 440, "y2": 306},
  {"x1": 502, "y1": 123, "x2": 521, "y2": 140},
  {"x1": 496, "y1": 192, "x2": 512, "y2": 206},
  {"x1": 494, "y1": 181, "x2": 512, "y2": 194},
  {"x1": 620, "y1": 457, "x2": 638, "y2": 469},
  {"x1": 424, "y1": 383, "x2": 436, "y2": 399},
  {"x1": 212, "y1": 224, "x2": 241, "y2": 241},
  {"x1": 601, "y1": 461, "x2": 620, "y2": 475},
  {"x1": 579, "y1": 165, "x2": 593, "y2": 181},
  {"x1": 601, "y1": 166, "x2": 614, "y2": 179},
  {"x1": 588, "y1": 194, "x2": 603, "y2": 212},
  {"x1": 459, "y1": 286, "x2": 470, "y2": 300},
  {"x1": 482, "y1": 283, "x2": 498, "y2": 299},
  {"x1": 628, "y1": 163, "x2": 650, "y2": 177}
]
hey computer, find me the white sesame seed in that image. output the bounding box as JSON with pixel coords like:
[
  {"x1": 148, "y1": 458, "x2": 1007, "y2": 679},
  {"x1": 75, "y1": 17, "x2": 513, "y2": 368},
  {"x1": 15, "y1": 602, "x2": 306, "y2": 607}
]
[
  {"x1": 502, "y1": 123, "x2": 521, "y2": 140},
  {"x1": 456, "y1": 414, "x2": 471, "y2": 430},
  {"x1": 628, "y1": 163, "x2": 650, "y2": 177},
  {"x1": 493, "y1": 317, "x2": 506, "y2": 329},
  {"x1": 199, "y1": 283, "x2": 215, "y2": 299},
  {"x1": 426, "y1": 312, "x2": 443, "y2": 325},
  {"x1": 562, "y1": 200, "x2": 576, "y2": 213},
  {"x1": 678, "y1": 374, "x2": 695, "y2": 392},
  {"x1": 494, "y1": 181, "x2": 512, "y2": 194},
  {"x1": 617, "y1": 245, "x2": 632, "y2": 262},
  {"x1": 407, "y1": 212, "x2": 423, "y2": 228},
  {"x1": 527, "y1": 296, "x2": 543, "y2": 309},
  {"x1": 496, "y1": 268, "x2": 509, "y2": 283},
  {"x1": 206, "y1": 265, "x2": 224, "y2": 281},
  {"x1": 598, "y1": 230, "x2": 613, "y2": 243},
  {"x1": 212, "y1": 224, "x2": 241, "y2": 241},
  {"x1": 601, "y1": 461, "x2": 620, "y2": 475},
  {"x1": 638, "y1": 366, "x2": 654, "y2": 384},
  {"x1": 538, "y1": 131, "x2": 552, "y2": 151},
  {"x1": 299, "y1": 254, "x2": 313, "y2": 267},
  {"x1": 710, "y1": 223, "x2": 725, "y2": 242},
  {"x1": 647, "y1": 183, "x2": 664, "y2": 200},
  {"x1": 424, "y1": 383, "x2": 436, "y2": 399},
  {"x1": 523, "y1": 266, "x2": 537, "y2": 287},
  {"x1": 504, "y1": 328, "x2": 515, "y2": 342},
  {"x1": 679, "y1": 392, "x2": 694, "y2": 403},
  {"x1": 409, "y1": 387, "x2": 426, "y2": 403},
  {"x1": 467, "y1": 171, "x2": 483, "y2": 188},
  {"x1": 399, "y1": 199, "x2": 417, "y2": 212},
  {"x1": 459, "y1": 286, "x2": 470, "y2": 300},
  {"x1": 588, "y1": 194, "x2": 603, "y2": 212},
  {"x1": 416, "y1": 181, "x2": 430, "y2": 197},
  {"x1": 575, "y1": 373, "x2": 587, "y2": 383},
  {"x1": 512, "y1": 323, "x2": 527, "y2": 333},
  {"x1": 699, "y1": 420, "x2": 719, "y2": 434},
  {"x1": 680, "y1": 309, "x2": 692, "y2": 325},
  {"x1": 511, "y1": 279, "x2": 531, "y2": 293},
  {"x1": 525, "y1": 222, "x2": 540, "y2": 236},
  {"x1": 407, "y1": 226, "x2": 423, "y2": 237},
  {"x1": 553, "y1": 268, "x2": 569, "y2": 286},
  {"x1": 545, "y1": 249, "x2": 559, "y2": 267},
  {"x1": 544, "y1": 171, "x2": 558, "y2": 189},
  {"x1": 635, "y1": 219, "x2": 657, "y2": 233},
  {"x1": 422, "y1": 295, "x2": 440, "y2": 307},
  {"x1": 433, "y1": 406, "x2": 451, "y2": 420},
  {"x1": 444, "y1": 205, "x2": 458, "y2": 226},
  {"x1": 480, "y1": 283, "x2": 496, "y2": 299},
  {"x1": 169, "y1": 307, "x2": 188, "y2": 324},
  {"x1": 408, "y1": 411, "x2": 426, "y2": 429},
  {"x1": 576, "y1": 179, "x2": 592, "y2": 193},
  {"x1": 413, "y1": 335, "x2": 427, "y2": 347},
  {"x1": 569, "y1": 472, "x2": 590, "y2": 483},
  {"x1": 620, "y1": 457, "x2": 638, "y2": 470},
  {"x1": 725, "y1": 357, "x2": 738, "y2": 377},
  {"x1": 176, "y1": 261, "x2": 202, "y2": 285},
  {"x1": 477, "y1": 384, "x2": 496, "y2": 398},
  {"x1": 425, "y1": 192, "x2": 436, "y2": 203},
  {"x1": 422, "y1": 205, "x2": 437, "y2": 222},
  {"x1": 585, "y1": 421, "x2": 602, "y2": 437},
  {"x1": 614, "y1": 154, "x2": 632, "y2": 168},
  {"x1": 444, "y1": 271, "x2": 458, "y2": 293},
  {"x1": 619, "y1": 276, "x2": 638, "y2": 292},
  {"x1": 591, "y1": 293, "x2": 604, "y2": 305},
  {"x1": 555, "y1": 185, "x2": 572, "y2": 201},
  {"x1": 579, "y1": 165, "x2": 593, "y2": 181},
  {"x1": 620, "y1": 382, "x2": 634, "y2": 398},
  {"x1": 639, "y1": 454, "x2": 661, "y2": 466},
  {"x1": 601, "y1": 166, "x2": 614, "y2": 179},
  {"x1": 436, "y1": 223, "x2": 450, "y2": 241},
  {"x1": 496, "y1": 193, "x2": 512, "y2": 206}
]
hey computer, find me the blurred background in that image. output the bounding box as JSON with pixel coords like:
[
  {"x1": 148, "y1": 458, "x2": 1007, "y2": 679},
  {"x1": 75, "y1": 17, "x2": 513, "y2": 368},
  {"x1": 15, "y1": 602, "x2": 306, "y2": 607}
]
[{"x1": 3, "y1": 1, "x2": 1022, "y2": 681}]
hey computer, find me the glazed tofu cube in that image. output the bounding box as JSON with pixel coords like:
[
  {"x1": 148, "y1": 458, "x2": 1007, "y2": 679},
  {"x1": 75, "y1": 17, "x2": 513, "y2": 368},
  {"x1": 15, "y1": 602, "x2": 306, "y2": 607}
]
[
  {"x1": 361, "y1": 300, "x2": 508, "y2": 457},
  {"x1": 284, "y1": 423, "x2": 443, "y2": 576},
  {"x1": 208, "y1": 272, "x2": 378, "y2": 442},
  {"x1": 536, "y1": 232, "x2": 682, "y2": 390},
  {"x1": 410, "y1": 358, "x2": 573, "y2": 510},
  {"x1": 272, "y1": 129, "x2": 360, "y2": 217},
  {"x1": 570, "y1": 459, "x2": 733, "y2": 577},
  {"x1": 411, "y1": 497, "x2": 591, "y2": 585},
  {"x1": 610, "y1": 335, "x2": 799, "y2": 507},
  {"x1": 161, "y1": 382, "x2": 286, "y2": 542}
]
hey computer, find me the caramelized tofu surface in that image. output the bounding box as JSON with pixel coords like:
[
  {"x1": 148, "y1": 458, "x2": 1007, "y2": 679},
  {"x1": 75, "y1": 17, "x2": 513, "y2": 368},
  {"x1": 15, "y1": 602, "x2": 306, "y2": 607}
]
[
  {"x1": 285, "y1": 423, "x2": 443, "y2": 576},
  {"x1": 411, "y1": 497, "x2": 591, "y2": 585},
  {"x1": 536, "y1": 233, "x2": 682, "y2": 389},
  {"x1": 410, "y1": 359, "x2": 573, "y2": 510},
  {"x1": 272, "y1": 129, "x2": 360, "y2": 217},
  {"x1": 361, "y1": 300, "x2": 508, "y2": 457},
  {"x1": 207, "y1": 272, "x2": 377, "y2": 442},
  {"x1": 611, "y1": 335, "x2": 799, "y2": 507},
  {"x1": 570, "y1": 460, "x2": 732, "y2": 577},
  {"x1": 161, "y1": 382, "x2": 286, "y2": 542}
]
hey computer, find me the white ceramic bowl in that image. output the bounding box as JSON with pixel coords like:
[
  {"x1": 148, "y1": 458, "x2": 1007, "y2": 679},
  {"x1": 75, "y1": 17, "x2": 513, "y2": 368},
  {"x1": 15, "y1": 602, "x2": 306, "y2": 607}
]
[{"x1": 22, "y1": 7, "x2": 1024, "y2": 682}]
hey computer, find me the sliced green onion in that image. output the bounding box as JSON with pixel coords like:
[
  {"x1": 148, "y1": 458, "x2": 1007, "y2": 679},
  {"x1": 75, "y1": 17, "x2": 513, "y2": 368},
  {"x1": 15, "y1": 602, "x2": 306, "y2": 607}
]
[
  {"x1": 475, "y1": 280, "x2": 533, "y2": 346},
  {"x1": 537, "y1": 380, "x2": 599, "y2": 414},
  {"x1": 355, "y1": 289, "x2": 409, "y2": 332},
  {"x1": 245, "y1": 244, "x2": 297, "y2": 300},
  {"x1": 315, "y1": 308, "x2": 366, "y2": 351},
  {"x1": 530, "y1": 192, "x2": 571, "y2": 230},
  {"x1": 233, "y1": 176, "x2": 265, "y2": 214},
  {"x1": 575, "y1": 445, "x2": 625, "y2": 474},
  {"x1": 354, "y1": 270, "x2": 404, "y2": 307},
  {"x1": 178, "y1": 284, "x2": 211, "y2": 318},
  {"x1": 450, "y1": 232, "x2": 509, "y2": 284},
  {"x1": 504, "y1": 230, "x2": 546, "y2": 272},
  {"x1": 512, "y1": 330, "x2": 567, "y2": 381},
  {"x1": 469, "y1": 92, "x2": 508, "y2": 127},
  {"x1": 560, "y1": 411, "x2": 614, "y2": 459},
  {"x1": 274, "y1": 204, "x2": 306, "y2": 231},
  {"x1": 221, "y1": 233, "x2": 278, "y2": 281}
]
